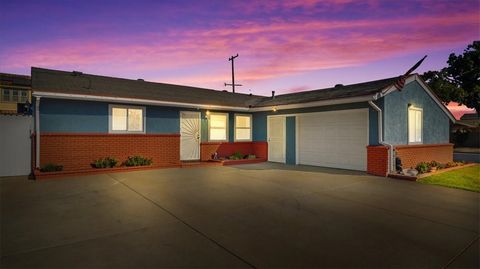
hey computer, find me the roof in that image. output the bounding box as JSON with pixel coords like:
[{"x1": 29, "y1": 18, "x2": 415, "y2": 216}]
[
  {"x1": 254, "y1": 77, "x2": 398, "y2": 107},
  {"x1": 31, "y1": 67, "x2": 263, "y2": 107},
  {"x1": 0, "y1": 73, "x2": 31, "y2": 88},
  {"x1": 31, "y1": 67, "x2": 401, "y2": 108},
  {"x1": 460, "y1": 112, "x2": 479, "y2": 121}
]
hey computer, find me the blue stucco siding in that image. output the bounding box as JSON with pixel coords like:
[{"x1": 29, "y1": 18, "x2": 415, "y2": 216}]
[
  {"x1": 40, "y1": 98, "x2": 109, "y2": 133},
  {"x1": 286, "y1": 116, "x2": 296, "y2": 164},
  {"x1": 39, "y1": 98, "x2": 181, "y2": 134},
  {"x1": 252, "y1": 102, "x2": 375, "y2": 142},
  {"x1": 383, "y1": 80, "x2": 450, "y2": 145}
]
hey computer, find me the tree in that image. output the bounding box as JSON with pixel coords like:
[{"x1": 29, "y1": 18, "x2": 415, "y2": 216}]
[{"x1": 422, "y1": 41, "x2": 479, "y2": 114}]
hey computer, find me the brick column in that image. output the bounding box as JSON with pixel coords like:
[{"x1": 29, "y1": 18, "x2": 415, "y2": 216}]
[{"x1": 367, "y1": 145, "x2": 389, "y2": 177}]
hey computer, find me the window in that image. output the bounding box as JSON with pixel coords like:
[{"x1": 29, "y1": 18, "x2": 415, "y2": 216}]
[
  {"x1": 408, "y1": 106, "x2": 422, "y2": 143},
  {"x1": 19, "y1": 91, "x2": 28, "y2": 103},
  {"x1": 109, "y1": 105, "x2": 145, "y2": 133},
  {"x1": 12, "y1": 90, "x2": 18, "y2": 102},
  {"x1": 2, "y1": 89, "x2": 10, "y2": 102},
  {"x1": 234, "y1": 114, "x2": 252, "y2": 141},
  {"x1": 208, "y1": 112, "x2": 228, "y2": 141}
]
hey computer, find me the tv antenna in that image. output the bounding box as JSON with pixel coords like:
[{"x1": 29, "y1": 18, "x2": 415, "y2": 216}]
[{"x1": 224, "y1": 54, "x2": 242, "y2": 93}]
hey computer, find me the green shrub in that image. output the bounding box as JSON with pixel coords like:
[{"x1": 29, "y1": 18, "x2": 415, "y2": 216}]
[
  {"x1": 246, "y1": 154, "x2": 256, "y2": 159},
  {"x1": 437, "y1": 163, "x2": 447, "y2": 169},
  {"x1": 229, "y1": 151, "x2": 244, "y2": 160},
  {"x1": 416, "y1": 162, "x2": 430, "y2": 174},
  {"x1": 91, "y1": 157, "x2": 118, "y2": 168},
  {"x1": 40, "y1": 163, "x2": 63, "y2": 172},
  {"x1": 124, "y1": 156, "x2": 153, "y2": 167},
  {"x1": 446, "y1": 162, "x2": 458, "y2": 168},
  {"x1": 429, "y1": 160, "x2": 440, "y2": 167}
]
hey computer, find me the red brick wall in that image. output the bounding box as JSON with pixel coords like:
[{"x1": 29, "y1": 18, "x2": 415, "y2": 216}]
[
  {"x1": 367, "y1": 145, "x2": 389, "y2": 177},
  {"x1": 200, "y1": 142, "x2": 268, "y2": 161},
  {"x1": 395, "y1": 143, "x2": 453, "y2": 169},
  {"x1": 37, "y1": 133, "x2": 180, "y2": 171}
]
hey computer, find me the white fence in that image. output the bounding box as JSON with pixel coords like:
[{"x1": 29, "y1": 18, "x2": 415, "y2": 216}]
[{"x1": 0, "y1": 115, "x2": 33, "y2": 177}]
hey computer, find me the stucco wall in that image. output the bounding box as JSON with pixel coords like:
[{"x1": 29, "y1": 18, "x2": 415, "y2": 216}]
[
  {"x1": 383, "y1": 81, "x2": 450, "y2": 145},
  {"x1": 285, "y1": 116, "x2": 296, "y2": 164}
]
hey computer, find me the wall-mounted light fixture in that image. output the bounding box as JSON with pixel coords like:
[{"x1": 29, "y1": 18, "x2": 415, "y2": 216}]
[
  {"x1": 408, "y1": 103, "x2": 412, "y2": 107},
  {"x1": 205, "y1": 110, "x2": 210, "y2": 119},
  {"x1": 272, "y1": 107, "x2": 277, "y2": 112}
]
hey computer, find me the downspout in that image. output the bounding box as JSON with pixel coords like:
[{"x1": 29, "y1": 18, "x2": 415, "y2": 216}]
[
  {"x1": 368, "y1": 100, "x2": 394, "y2": 174},
  {"x1": 35, "y1": 97, "x2": 40, "y2": 169}
]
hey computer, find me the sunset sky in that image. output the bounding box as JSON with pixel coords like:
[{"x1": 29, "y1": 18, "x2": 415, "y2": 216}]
[{"x1": 1, "y1": 0, "x2": 478, "y2": 118}]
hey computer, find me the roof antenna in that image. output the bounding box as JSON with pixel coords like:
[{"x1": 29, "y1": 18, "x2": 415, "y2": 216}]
[
  {"x1": 394, "y1": 55, "x2": 427, "y2": 91},
  {"x1": 224, "y1": 54, "x2": 242, "y2": 93}
]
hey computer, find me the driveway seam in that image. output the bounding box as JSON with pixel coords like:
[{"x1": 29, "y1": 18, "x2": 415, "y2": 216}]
[
  {"x1": 443, "y1": 235, "x2": 479, "y2": 268},
  {"x1": 106, "y1": 173, "x2": 256, "y2": 269}
]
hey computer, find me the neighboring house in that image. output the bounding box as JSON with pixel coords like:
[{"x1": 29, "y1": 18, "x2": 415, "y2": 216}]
[
  {"x1": 451, "y1": 112, "x2": 479, "y2": 148},
  {"x1": 0, "y1": 73, "x2": 32, "y2": 114},
  {"x1": 30, "y1": 67, "x2": 455, "y2": 177}
]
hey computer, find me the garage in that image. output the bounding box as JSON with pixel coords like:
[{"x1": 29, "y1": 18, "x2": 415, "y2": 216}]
[{"x1": 297, "y1": 109, "x2": 368, "y2": 171}]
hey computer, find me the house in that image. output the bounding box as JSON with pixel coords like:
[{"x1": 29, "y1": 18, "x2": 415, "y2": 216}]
[
  {"x1": 30, "y1": 67, "x2": 455, "y2": 177},
  {"x1": 451, "y1": 112, "x2": 479, "y2": 148},
  {"x1": 0, "y1": 73, "x2": 32, "y2": 114}
]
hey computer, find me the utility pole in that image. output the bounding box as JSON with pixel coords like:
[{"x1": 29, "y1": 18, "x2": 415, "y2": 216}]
[{"x1": 224, "y1": 54, "x2": 242, "y2": 93}]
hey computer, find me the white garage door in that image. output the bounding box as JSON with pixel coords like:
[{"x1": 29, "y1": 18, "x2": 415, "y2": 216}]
[{"x1": 297, "y1": 109, "x2": 368, "y2": 171}]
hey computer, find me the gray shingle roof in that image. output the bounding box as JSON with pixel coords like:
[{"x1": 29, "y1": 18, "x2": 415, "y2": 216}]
[
  {"x1": 31, "y1": 67, "x2": 399, "y2": 108},
  {"x1": 0, "y1": 73, "x2": 31, "y2": 87},
  {"x1": 31, "y1": 67, "x2": 263, "y2": 107}
]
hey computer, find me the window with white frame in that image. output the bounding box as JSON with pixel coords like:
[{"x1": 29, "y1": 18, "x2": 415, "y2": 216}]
[
  {"x1": 209, "y1": 112, "x2": 228, "y2": 141},
  {"x1": 109, "y1": 105, "x2": 145, "y2": 133},
  {"x1": 234, "y1": 114, "x2": 252, "y2": 141},
  {"x1": 408, "y1": 106, "x2": 422, "y2": 143}
]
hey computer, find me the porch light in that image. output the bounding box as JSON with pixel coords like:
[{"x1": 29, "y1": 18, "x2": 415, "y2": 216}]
[
  {"x1": 205, "y1": 110, "x2": 210, "y2": 118},
  {"x1": 272, "y1": 107, "x2": 277, "y2": 112}
]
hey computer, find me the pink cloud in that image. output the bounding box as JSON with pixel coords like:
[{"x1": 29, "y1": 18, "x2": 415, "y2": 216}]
[{"x1": 447, "y1": 102, "x2": 476, "y2": 120}]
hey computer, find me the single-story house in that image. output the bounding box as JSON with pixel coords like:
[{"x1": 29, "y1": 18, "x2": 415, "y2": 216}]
[{"x1": 30, "y1": 67, "x2": 455, "y2": 177}]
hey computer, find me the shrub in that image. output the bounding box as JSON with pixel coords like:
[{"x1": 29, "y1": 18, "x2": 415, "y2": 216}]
[
  {"x1": 246, "y1": 154, "x2": 256, "y2": 159},
  {"x1": 40, "y1": 163, "x2": 63, "y2": 172},
  {"x1": 429, "y1": 161, "x2": 440, "y2": 167},
  {"x1": 416, "y1": 162, "x2": 430, "y2": 174},
  {"x1": 229, "y1": 152, "x2": 244, "y2": 160},
  {"x1": 91, "y1": 157, "x2": 118, "y2": 168},
  {"x1": 124, "y1": 156, "x2": 153, "y2": 167},
  {"x1": 446, "y1": 162, "x2": 458, "y2": 168},
  {"x1": 437, "y1": 163, "x2": 447, "y2": 169}
]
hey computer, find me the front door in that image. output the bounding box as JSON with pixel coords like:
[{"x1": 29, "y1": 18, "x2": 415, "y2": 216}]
[
  {"x1": 267, "y1": 116, "x2": 286, "y2": 163},
  {"x1": 180, "y1": 111, "x2": 201, "y2": 160}
]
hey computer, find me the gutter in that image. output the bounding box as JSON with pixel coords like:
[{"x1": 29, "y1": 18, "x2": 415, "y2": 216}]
[
  {"x1": 35, "y1": 97, "x2": 40, "y2": 169},
  {"x1": 368, "y1": 100, "x2": 394, "y2": 174}
]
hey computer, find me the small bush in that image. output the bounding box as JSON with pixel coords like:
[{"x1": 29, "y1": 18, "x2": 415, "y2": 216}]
[
  {"x1": 437, "y1": 163, "x2": 447, "y2": 169},
  {"x1": 416, "y1": 162, "x2": 430, "y2": 174},
  {"x1": 229, "y1": 151, "x2": 244, "y2": 160},
  {"x1": 246, "y1": 154, "x2": 256, "y2": 159},
  {"x1": 429, "y1": 161, "x2": 440, "y2": 167},
  {"x1": 92, "y1": 157, "x2": 118, "y2": 168},
  {"x1": 446, "y1": 162, "x2": 458, "y2": 168},
  {"x1": 124, "y1": 156, "x2": 153, "y2": 167},
  {"x1": 40, "y1": 163, "x2": 63, "y2": 172}
]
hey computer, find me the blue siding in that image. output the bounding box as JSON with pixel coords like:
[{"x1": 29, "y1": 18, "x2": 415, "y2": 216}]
[
  {"x1": 368, "y1": 99, "x2": 384, "y2": 146},
  {"x1": 40, "y1": 98, "x2": 108, "y2": 133},
  {"x1": 383, "y1": 81, "x2": 450, "y2": 145},
  {"x1": 39, "y1": 98, "x2": 180, "y2": 134},
  {"x1": 286, "y1": 116, "x2": 296, "y2": 164}
]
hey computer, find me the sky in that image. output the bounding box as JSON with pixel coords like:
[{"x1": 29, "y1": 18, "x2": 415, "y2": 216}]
[{"x1": 1, "y1": 0, "x2": 478, "y2": 118}]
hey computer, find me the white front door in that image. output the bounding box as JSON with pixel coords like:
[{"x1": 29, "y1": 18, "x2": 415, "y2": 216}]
[
  {"x1": 180, "y1": 111, "x2": 201, "y2": 160},
  {"x1": 267, "y1": 116, "x2": 286, "y2": 163}
]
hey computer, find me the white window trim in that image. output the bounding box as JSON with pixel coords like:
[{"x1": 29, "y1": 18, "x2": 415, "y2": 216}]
[
  {"x1": 108, "y1": 104, "x2": 146, "y2": 134},
  {"x1": 208, "y1": 112, "x2": 229, "y2": 142},
  {"x1": 408, "y1": 106, "x2": 423, "y2": 144},
  {"x1": 234, "y1": 113, "x2": 252, "y2": 142}
]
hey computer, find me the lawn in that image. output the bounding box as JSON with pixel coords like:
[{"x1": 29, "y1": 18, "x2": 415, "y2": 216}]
[{"x1": 418, "y1": 165, "x2": 480, "y2": 192}]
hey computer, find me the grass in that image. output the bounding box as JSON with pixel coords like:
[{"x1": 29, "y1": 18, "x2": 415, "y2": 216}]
[{"x1": 418, "y1": 165, "x2": 480, "y2": 192}]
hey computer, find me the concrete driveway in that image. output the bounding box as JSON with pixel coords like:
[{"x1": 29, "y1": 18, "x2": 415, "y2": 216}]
[{"x1": 1, "y1": 163, "x2": 479, "y2": 268}]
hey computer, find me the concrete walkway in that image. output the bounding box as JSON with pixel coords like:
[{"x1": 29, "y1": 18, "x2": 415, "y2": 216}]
[{"x1": 1, "y1": 163, "x2": 479, "y2": 268}]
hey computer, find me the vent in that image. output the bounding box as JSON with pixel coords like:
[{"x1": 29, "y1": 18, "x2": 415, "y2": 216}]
[
  {"x1": 72, "y1": 71, "x2": 83, "y2": 76},
  {"x1": 334, "y1": 84, "x2": 344, "y2": 88}
]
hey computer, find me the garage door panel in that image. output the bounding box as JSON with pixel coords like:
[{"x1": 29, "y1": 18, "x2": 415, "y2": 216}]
[{"x1": 297, "y1": 109, "x2": 368, "y2": 171}]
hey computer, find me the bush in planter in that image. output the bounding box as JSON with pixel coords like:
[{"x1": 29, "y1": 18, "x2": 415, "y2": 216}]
[
  {"x1": 416, "y1": 162, "x2": 430, "y2": 174},
  {"x1": 40, "y1": 163, "x2": 63, "y2": 172},
  {"x1": 124, "y1": 156, "x2": 153, "y2": 167},
  {"x1": 229, "y1": 152, "x2": 244, "y2": 160},
  {"x1": 246, "y1": 154, "x2": 256, "y2": 159},
  {"x1": 446, "y1": 162, "x2": 459, "y2": 168},
  {"x1": 92, "y1": 157, "x2": 118, "y2": 168}
]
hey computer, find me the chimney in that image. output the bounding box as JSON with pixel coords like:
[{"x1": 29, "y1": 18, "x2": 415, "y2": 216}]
[{"x1": 271, "y1": 91, "x2": 275, "y2": 99}]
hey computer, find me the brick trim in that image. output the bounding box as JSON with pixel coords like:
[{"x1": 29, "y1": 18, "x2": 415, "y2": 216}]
[
  {"x1": 200, "y1": 141, "x2": 268, "y2": 161},
  {"x1": 39, "y1": 132, "x2": 180, "y2": 137},
  {"x1": 394, "y1": 143, "x2": 454, "y2": 149},
  {"x1": 394, "y1": 143, "x2": 453, "y2": 169}
]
